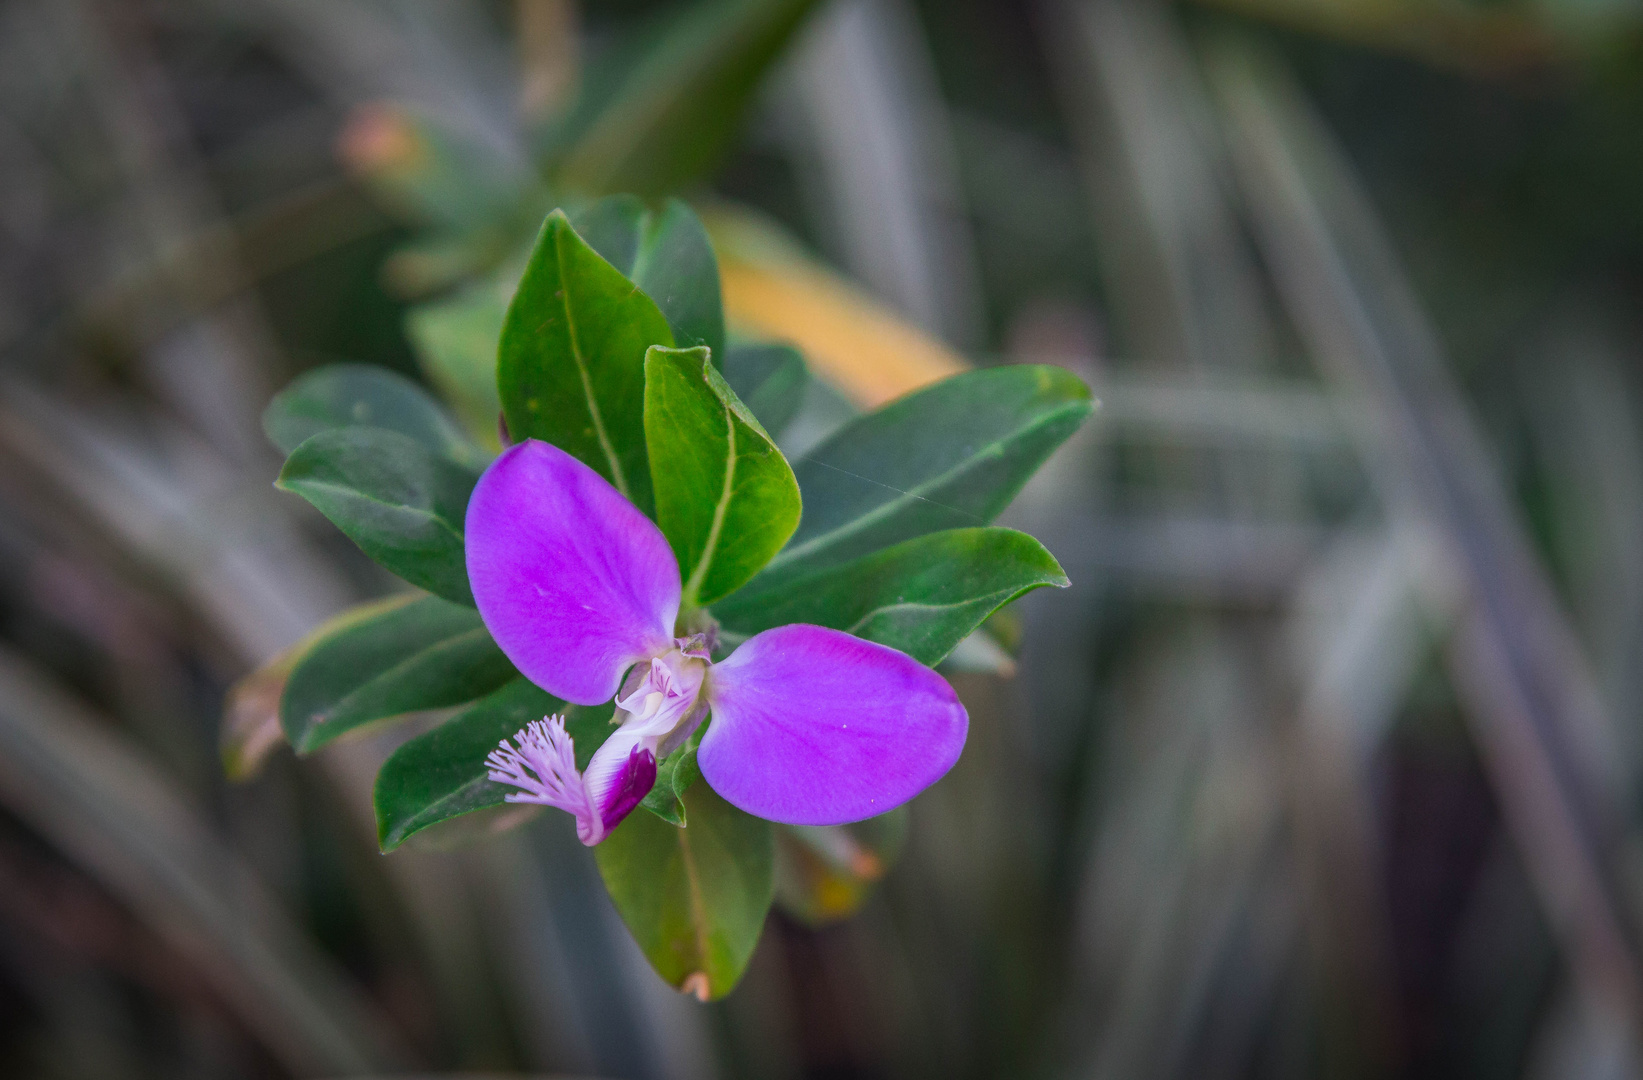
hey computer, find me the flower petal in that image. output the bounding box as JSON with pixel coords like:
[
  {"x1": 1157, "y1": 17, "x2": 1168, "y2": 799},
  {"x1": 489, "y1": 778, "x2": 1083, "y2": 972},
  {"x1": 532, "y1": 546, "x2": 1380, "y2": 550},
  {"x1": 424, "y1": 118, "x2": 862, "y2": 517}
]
[
  {"x1": 466, "y1": 440, "x2": 679, "y2": 704},
  {"x1": 699, "y1": 625, "x2": 967, "y2": 825},
  {"x1": 582, "y1": 725, "x2": 660, "y2": 843},
  {"x1": 486, "y1": 715, "x2": 599, "y2": 843}
]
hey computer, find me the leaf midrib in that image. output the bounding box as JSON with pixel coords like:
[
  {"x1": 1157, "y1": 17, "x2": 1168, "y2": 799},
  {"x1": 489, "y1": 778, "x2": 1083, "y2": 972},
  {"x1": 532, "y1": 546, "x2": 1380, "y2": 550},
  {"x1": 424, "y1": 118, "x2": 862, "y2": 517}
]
[
  {"x1": 281, "y1": 476, "x2": 464, "y2": 535},
  {"x1": 677, "y1": 820, "x2": 714, "y2": 986},
  {"x1": 556, "y1": 226, "x2": 632, "y2": 500},
  {"x1": 682, "y1": 400, "x2": 736, "y2": 608},
  {"x1": 763, "y1": 402, "x2": 1086, "y2": 573},
  {"x1": 311, "y1": 625, "x2": 494, "y2": 738},
  {"x1": 388, "y1": 775, "x2": 501, "y2": 848},
  {"x1": 841, "y1": 587, "x2": 1053, "y2": 635}
]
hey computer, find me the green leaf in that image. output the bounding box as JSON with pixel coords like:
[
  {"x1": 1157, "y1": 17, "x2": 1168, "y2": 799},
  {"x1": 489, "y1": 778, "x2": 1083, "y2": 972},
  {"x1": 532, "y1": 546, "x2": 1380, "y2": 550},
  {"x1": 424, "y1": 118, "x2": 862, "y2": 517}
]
[
  {"x1": 277, "y1": 428, "x2": 479, "y2": 604},
  {"x1": 645, "y1": 346, "x2": 801, "y2": 608},
  {"x1": 640, "y1": 731, "x2": 703, "y2": 827},
  {"x1": 714, "y1": 527, "x2": 1067, "y2": 666},
  {"x1": 375, "y1": 679, "x2": 616, "y2": 851},
  {"x1": 547, "y1": 0, "x2": 826, "y2": 196},
  {"x1": 224, "y1": 596, "x2": 439, "y2": 779},
  {"x1": 774, "y1": 809, "x2": 908, "y2": 928},
  {"x1": 573, "y1": 196, "x2": 725, "y2": 364},
  {"x1": 262, "y1": 364, "x2": 484, "y2": 467},
  {"x1": 375, "y1": 679, "x2": 552, "y2": 851},
  {"x1": 721, "y1": 342, "x2": 808, "y2": 438},
  {"x1": 754, "y1": 366, "x2": 1093, "y2": 588},
  {"x1": 405, "y1": 282, "x2": 509, "y2": 443},
  {"x1": 498, "y1": 209, "x2": 674, "y2": 514},
  {"x1": 595, "y1": 781, "x2": 774, "y2": 1001},
  {"x1": 281, "y1": 595, "x2": 515, "y2": 753}
]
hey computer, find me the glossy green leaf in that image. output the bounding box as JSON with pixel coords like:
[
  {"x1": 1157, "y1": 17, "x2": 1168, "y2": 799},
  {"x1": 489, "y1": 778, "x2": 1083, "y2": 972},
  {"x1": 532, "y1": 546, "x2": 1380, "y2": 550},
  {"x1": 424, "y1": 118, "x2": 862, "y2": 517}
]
[
  {"x1": 262, "y1": 364, "x2": 483, "y2": 467},
  {"x1": 375, "y1": 679, "x2": 616, "y2": 851},
  {"x1": 715, "y1": 527, "x2": 1067, "y2": 666},
  {"x1": 753, "y1": 366, "x2": 1093, "y2": 589},
  {"x1": 377, "y1": 679, "x2": 549, "y2": 851},
  {"x1": 721, "y1": 342, "x2": 808, "y2": 438},
  {"x1": 281, "y1": 595, "x2": 515, "y2": 753},
  {"x1": 595, "y1": 780, "x2": 774, "y2": 1000},
  {"x1": 773, "y1": 809, "x2": 908, "y2": 928},
  {"x1": 498, "y1": 209, "x2": 673, "y2": 514},
  {"x1": 277, "y1": 428, "x2": 479, "y2": 604},
  {"x1": 224, "y1": 596, "x2": 443, "y2": 780},
  {"x1": 405, "y1": 282, "x2": 508, "y2": 443},
  {"x1": 645, "y1": 346, "x2": 801, "y2": 609},
  {"x1": 548, "y1": 0, "x2": 826, "y2": 196},
  {"x1": 573, "y1": 196, "x2": 725, "y2": 364},
  {"x1": 640, "y1": 732, "x2": 703, "y2": 827}
]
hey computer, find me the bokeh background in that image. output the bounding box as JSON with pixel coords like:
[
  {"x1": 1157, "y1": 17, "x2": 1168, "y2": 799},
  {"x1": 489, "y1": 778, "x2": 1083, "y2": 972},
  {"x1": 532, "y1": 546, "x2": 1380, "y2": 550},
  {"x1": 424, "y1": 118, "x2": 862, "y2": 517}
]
[{"x1": 4, "y1": 0, "x2": 1643, "y2": 1077}]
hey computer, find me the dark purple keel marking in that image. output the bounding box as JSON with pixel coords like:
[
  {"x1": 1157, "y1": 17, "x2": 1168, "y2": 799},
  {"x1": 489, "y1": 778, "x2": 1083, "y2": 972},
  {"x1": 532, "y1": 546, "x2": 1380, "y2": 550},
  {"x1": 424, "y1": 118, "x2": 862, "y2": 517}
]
[{"x1": 599, "y1": 746, "x2": 658, "y2": 833}]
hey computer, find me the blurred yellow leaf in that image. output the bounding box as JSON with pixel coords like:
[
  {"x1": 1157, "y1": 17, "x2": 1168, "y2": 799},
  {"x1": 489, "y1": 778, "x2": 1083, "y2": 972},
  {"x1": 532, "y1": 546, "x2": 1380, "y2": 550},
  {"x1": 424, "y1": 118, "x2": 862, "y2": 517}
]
[{"x1": 703, "y1": 205, "x2": 968, "y2": 408}]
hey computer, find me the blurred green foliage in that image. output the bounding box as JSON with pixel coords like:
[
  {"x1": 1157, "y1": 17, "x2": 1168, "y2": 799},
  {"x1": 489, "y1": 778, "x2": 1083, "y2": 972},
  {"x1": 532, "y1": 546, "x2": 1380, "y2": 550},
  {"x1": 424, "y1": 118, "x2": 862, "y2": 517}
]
[{"x1": 4, "y1": 0, "x2": 1643, "y2": 1077}]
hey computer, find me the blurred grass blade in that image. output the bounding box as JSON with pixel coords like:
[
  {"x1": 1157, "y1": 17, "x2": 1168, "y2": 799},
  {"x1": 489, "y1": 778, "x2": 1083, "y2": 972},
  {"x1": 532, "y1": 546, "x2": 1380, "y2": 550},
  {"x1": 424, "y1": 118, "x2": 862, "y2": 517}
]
[
  {"x1": 0, "y1": 648, "x2": 401, "y2": 1074},
  {"x1": 548, "y1": 0, "x2": 826, "y2": 196},
  {"x1": 1045, "y1": 0, "x2": 1273, "y2": 373},
  {"x1": 784, "y1": 0, "x2": 985, "y2": 344},
  {"x1": 1209, "y1": 36, "x2": 1643, "y2": 1023}
]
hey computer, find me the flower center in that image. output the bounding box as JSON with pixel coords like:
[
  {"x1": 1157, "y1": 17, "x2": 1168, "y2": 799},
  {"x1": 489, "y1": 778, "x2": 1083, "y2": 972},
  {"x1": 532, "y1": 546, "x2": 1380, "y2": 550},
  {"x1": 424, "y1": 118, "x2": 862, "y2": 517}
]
[{"x1": 615, "y1": 643, "x2": 709, "y2": 744}]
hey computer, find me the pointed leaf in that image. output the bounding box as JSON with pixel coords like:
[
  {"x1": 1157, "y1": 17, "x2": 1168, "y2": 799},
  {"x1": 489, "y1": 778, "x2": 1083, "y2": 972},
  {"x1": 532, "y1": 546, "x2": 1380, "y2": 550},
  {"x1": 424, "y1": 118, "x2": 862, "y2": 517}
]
[
  {"x1": 223, "y1": 597, "x2": 423, "y2": 778},
  {"x1": 714, "y1": 527, "x2": 1067, "y2": 666},
  {"x1": 753, "y1": 366, "x2": 1093, "y2": 589},
  {"x1": 574, "y1": 196, "x2": 725, "y2": 363},
  {"x1": 645, "y1": 345, "x2": 801, "y2": 608},
  {"x1": 498, "y1": 209, "x2": 674, "y2": 513},
  {"x1": 263, "y1": 364, "x2": 484, "y2": 467},
  {"x1": 281, "y1": 595, "x2": 515, "y2": 753},
  {"x1": 277, "y1": 428, "x2": 479, "y2": 603},
  {"x1": 375, "y1": 678, "x2": 615, "y2": 851},
  {"x1": 721, "y1": 342, "x2": 808, "y2": 438},
  {"x1": 595, "y1": 780, "x2": 774, "y2": 1000},
  {"x1": 375, "y1": 679, "x2": 550, "y2": 850}
]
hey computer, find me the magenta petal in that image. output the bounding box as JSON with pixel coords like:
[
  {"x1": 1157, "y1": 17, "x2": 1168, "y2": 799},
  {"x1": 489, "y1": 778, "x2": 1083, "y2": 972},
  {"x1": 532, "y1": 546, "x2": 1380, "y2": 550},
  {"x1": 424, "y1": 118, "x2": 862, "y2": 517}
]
[
  {"x1": 699, "y1": 625, "x2": 968, "y2": 825},
  {"x1": 466, "y1": 440, "x2": 680, "y2": 704},
  {"x1": 598, "y1": 746, "x2": 658, "y2": 834}
]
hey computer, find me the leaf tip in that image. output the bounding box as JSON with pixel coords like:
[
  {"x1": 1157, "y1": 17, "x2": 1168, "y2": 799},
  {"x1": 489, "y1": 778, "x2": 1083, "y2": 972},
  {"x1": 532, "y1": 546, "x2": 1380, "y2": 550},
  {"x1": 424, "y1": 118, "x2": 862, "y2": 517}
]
[{"x1": 680, "y1": 971, "x2": 712, "y2": 1002}]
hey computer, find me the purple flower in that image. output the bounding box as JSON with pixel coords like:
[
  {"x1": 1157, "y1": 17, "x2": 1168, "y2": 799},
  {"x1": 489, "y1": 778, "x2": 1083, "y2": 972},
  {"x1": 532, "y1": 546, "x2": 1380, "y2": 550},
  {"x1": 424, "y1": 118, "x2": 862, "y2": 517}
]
[{"x1": 469, "y1": 439, "x2": 969, "y2": 845}]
